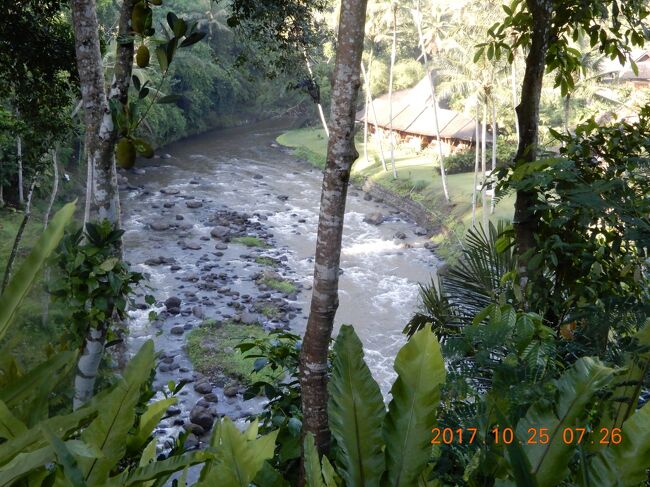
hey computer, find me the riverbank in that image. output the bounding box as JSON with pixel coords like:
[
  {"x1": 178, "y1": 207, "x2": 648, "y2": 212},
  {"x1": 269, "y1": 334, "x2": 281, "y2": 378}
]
[{"x1": 277, "y1": 126, "x2": 515, "y2": 261}]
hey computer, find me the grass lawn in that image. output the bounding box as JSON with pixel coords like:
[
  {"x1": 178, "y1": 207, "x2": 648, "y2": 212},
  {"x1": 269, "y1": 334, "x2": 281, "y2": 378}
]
[{"x1": 277, "y1": 127, "x2": 514, "y2": 260}]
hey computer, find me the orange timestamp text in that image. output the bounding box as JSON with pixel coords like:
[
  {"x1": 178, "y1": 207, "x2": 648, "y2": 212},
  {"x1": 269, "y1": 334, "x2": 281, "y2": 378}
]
[{"x1": 431, "y1": 427, "x2": 623, "y2": 445}]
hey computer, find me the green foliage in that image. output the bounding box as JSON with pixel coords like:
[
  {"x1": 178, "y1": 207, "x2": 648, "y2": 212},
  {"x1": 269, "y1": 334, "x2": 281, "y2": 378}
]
[
  {"x1": 479, "y1": 0, "x2": 650, "y2": 97},
  {"x1": 392, "y1": 59, "x2": 426, "y2": 91},
  {"x1": 197, "y1": 418, "x2": 278, "y2": 486},
  {"x1": 438, "y1": 145, "x2": 515, "y2": 175},
  {"x1": 232, "y1": 236, "x2": 269, "y2": 247},
  {"x1": 186, "y1": 321, "x2": 274, "y2": 384},
  {"x1": 260, "y1": 277, "x2": 297, "y2": 295},
  {"x1": 0, "y1": 202, "x2": 75, "y2": 340},
  {"x1": 496, "y1": 110, "x2": 650, "y2": 355},
  {"x1": 328, "y1": 325, "x2": 385, "y2": 487},
  {"x1": 48, "y1": 220, "x2": 147, "y2": 341}
]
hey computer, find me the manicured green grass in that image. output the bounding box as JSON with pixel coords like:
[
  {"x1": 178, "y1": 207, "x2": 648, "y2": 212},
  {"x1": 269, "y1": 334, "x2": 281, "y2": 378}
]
[
  {"x1": 185, "y1": 321, "x2": 277, "y2": 384},
  {"x1": 260, "y1": 277, "x2": 297, "y2": 295},
  {"x1": 278, "y1": 127, "x2": 515, "y2": 261},
  {"x1": 232, "y1": 236, "x2": 269, "y2": 248},
  {"x1": 277, "y1": 127, "x2": 328, "y2": 169}
]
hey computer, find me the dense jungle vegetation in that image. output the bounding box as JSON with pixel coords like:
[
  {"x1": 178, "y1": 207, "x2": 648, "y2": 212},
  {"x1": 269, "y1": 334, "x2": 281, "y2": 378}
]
[{"x1": 0, "y1": 0, "x2": 649, "y2": 486}]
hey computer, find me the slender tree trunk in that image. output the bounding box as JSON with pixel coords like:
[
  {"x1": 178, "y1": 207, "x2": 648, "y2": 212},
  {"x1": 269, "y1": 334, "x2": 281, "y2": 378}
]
[
  {"x1": 513, "y1": 0, "x2": 553, "y2": 260},
  {"x1": 511, "y1": 59, "x2": 519, "y2": 143},
  {"x1": 1, "y1": 179, "x2": 36, "y2": 293},
  {"x1": 472, "y1": 102, "x2": 479, "y2": 225},
  {"x1": 363, "y1": 58, "x2": 372, "y2": 165},
  {"x1": 481, "y1": 102, "x2": 488, "y2": 229},
  {"x1": 414, "y1": 1, "x2": 449, "y2": 201},
  {"x1": 43, "y1": 149, "x2": 60, "y2": 230},
  {"x1": 71, "y1": 0, "x2": 132, "y2": 409},
  {"x1": 299, "y1": 0, "x2": 368, "y2": 459},
  {"x1": 563, "y1": 94, "x2": 570, "y2": 135},
  {"x1": 361, "y1": 62, "x2": 387, "y2": 171},
  {"x1": 71, "y1": 0, "x2": 121, "y2": 226},
  {"x1": 17, "y1": 136, "x2": 24, "y2": 206},
  {"x1": 304, "y1": 52, "x2": 330, "y2": 138},
  {"x1": 490, "y1": 97, "x2": 497, "y2": 214},
  {"x1": 42, "y1": 150, "x2": 60, "y2": 326},
  {"x1": 387, "y1": 2, "x2": 398, "y2": 179}
]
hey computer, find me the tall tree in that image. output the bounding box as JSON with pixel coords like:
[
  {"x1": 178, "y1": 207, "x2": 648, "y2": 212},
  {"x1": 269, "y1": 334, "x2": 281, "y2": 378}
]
[
  {"x1": 485, "y1": 0, "x2": 650, "y2": 261},
  {"x1": 71, "y1": 0, "x2": 121, "y2": 228},
  {"x1": 387, "y1": 1, "x2": 398, "y2": 178},
  {"x1": 299, "y1": 0, "x2": 369, "y2": 458}
]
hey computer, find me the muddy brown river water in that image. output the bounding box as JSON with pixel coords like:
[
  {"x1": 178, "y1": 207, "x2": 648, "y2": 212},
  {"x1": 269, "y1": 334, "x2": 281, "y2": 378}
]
[{"x1": 120, "y1": 119, "x2": 440, "y2": 450}]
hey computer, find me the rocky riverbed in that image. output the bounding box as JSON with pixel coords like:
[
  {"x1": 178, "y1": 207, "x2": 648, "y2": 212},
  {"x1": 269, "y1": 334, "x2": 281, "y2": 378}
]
[{"x1": 120, "y1": 119, "x2": 441, "y2": 454}]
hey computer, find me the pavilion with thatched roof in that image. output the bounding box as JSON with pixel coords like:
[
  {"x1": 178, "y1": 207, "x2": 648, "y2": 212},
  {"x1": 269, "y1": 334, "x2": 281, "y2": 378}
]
[{"x1": 356, "y1": 75, "x2": 486, "y2": 154}]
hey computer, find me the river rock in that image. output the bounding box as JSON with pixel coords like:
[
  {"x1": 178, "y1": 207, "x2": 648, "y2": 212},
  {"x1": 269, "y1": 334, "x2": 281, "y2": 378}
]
[
  {"x1": 160, "y1": 187, "x2": 179, "y2": 195},
  {"x1": 223, "y1": 384, "x2": 239, "y2": 398},
  {"x1": 161, "y1": 153, "x2": 173, "y2": 160},
  {"x1": 163, "y1": 202, "x2": 175, "y2": 208},
  {"x1": 184, "y1": 423, "x2": 205, "y2": 436},
  {"x1": 394, "y1": 231, "x2": 407, "y2": 240},
  {"x1": 363, "y1": 212, "x2": 384, "y2": 225},
  {"x1": 214, "y1": 242, "x2": 228, "y2": 250},
  {"x1": 150, "y1": 221, "x2": 171, "y2": 231},
  {"x1": 363, "y1": 193, "x2": 372, "y2": 201},
  {"x1": 424, "y1": 241, "x2": 438, "y2": 251},
  {"x1": 176, "y1": 214, "x2": 184, "y2": 220},
  {"x1": 183, "y1": 241, "x2": 202, "y2": 250},
  {"x1": 186, "y1": 201, "x2": 203, "y2": 209},
  {"x1": 203, "y1": 392, "x2": 219, "y2": 403},
  {"x1": 240, "y1": 309, "x2": 258, "y2": 325},
  {"x1": 184, "y1": 434, "x2": 199, "y2": 450},
  {"x1": 170, "y1": 325, "x2": 184, "y2": 335},
  {"x1": 253, "y1": 174, "x2": 263, "y2": 179},
  {"x1": 165, "y1": 296, "x2": 182, "y2": 309},
  {"x1": 414, "y1": 226, "x2": 428, "y2": 236},
  {"x1": 189, "y1": 406, "x2": 215, "y2": 431},
  {"x1": 210, "y1": 226, "x2": 230, "y2": 239},
  {"x1": 166, "y1": 406, "x2": 182, "y2": 416},
  {"x1": 194, "y1": 381, "x2": 213, "y2": 395},
  {"x1": 192, "y1": 306, "x2": 205, "y2": 319},
  {"x1": 277, "y1": 195, "x2": 289, "y2": 201}
]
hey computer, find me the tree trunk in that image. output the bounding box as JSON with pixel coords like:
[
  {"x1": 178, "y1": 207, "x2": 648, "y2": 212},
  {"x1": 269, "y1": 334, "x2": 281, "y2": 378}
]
[
  {"x1": 71, "y1": 0, "x2": 133, "y2": 409},
  {"x1": 490, "y1": 97, "x2": 497, "y2": 213},
  {"x1": 481, "y1": 101, "x2": 488, "y2": 229},
  {"x1": 414, "y1": 2, "x2": 449, "y2": 201},
  {"x1": 42, "y1": 150, "x2": 60, "y2": 326},
  {"x1": 511, "y1": 59, "x2": 519, "y2": 142},
  {"x1": 17, "y1": 136, "x2": 23, "y2": 206},
  {"x1": 299, "y1": 0, "x2": 368, "y2": 459},
  {"x1": 563, "y1": 94, "x2": 570, "y2": 135},
  {"x1": 1, "y1": 179, "x2": 36, "y2": 293},
  {"x1": 304, "y1": 52, "x2": 330, "y2": 138},
  {"x1": 362, "y1": 58, "x2": 371, "y2": 165},
  {"x1": 387, "y1": 2, "x2": 398, "y2": 179},
  {"x1": 71, "y1": 0, "x2": 121, "y2": 227},
  {"x1": 513, "y1": 0, "x2": 553, "y2": 259},
  {"x1": 472, "y1": 102, "x2": 479, "y2": 225},
  {"x1": 361, "y1": 62, "x2": 387, "y2": 171}
]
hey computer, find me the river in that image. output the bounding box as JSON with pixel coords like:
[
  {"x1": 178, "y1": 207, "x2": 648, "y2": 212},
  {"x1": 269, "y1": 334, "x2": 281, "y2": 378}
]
[{"x1": 121, "y1": 119, "x2": 439, "y2": 448}]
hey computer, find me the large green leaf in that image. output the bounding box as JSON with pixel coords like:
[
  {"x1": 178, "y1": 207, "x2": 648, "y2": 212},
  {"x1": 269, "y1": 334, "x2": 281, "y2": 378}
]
[
  {"x1": 0, "y1": 351, "x2": 76, "y2": 424},
  {"x1": 328, "y1": 325, "x2": 385, "y2": 487},
  {"x1": 0, "y1": 399, "x2": 26, "y2": 440},
  {"x1": 383, "y1": 326, "x2": 446, "y2": 487},
  {"x1": 80, "y1": 340, "x2": 155, "y2": 484},
  {"x1": 611, "y1": 402, "x2": 650, "y2": 486},
  {"x1": 0, "y1": 445, "x2": 54, "y2": 486},
  {"x1": 127, "y1": 397, "x2": 177, "y2": 453},
  {"x1": 107, "y1": 450, "x2": 211, "y2": 486},
  {"x1": 516, "y1": 358, "x2": 614, "y2": 487},
  {"x1": 198, "y1": 418, "x2": 278, "y2": 486},
  {"x1": 0, "y1": 201, "x2": 76, "y2": 341},
  {"x1": 0, "y1": 403, "x2": 97, "y2": 467},
  {"x1": 304, "y1": 432, "x2": 325, "y2": 487}
]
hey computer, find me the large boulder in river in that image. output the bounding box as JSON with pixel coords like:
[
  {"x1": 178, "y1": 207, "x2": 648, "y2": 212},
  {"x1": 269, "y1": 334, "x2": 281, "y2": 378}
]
[
  {"x1": 210, "y1": 226, "x2": 230, "y2": 239},
  {"x1": 363, "y1": 212, "x2": 384, "y2": 225},
  {"x1": 150, "y1": 221, "x2": 171, "y2": 231},
  {"x1": 189, "y1": 406, "x2": 214, "y2": 431},
  {"x1": 165, "y1": 296, "x2": 181, "y2": 309}
]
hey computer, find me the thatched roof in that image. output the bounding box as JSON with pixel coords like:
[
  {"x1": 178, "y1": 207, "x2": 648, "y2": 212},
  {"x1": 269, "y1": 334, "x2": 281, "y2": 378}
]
[{"x1": 356, "y1": 75, "x2": 484, "y2": 143}]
